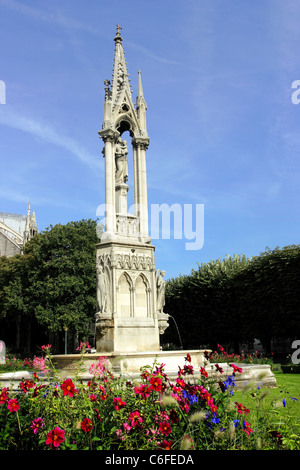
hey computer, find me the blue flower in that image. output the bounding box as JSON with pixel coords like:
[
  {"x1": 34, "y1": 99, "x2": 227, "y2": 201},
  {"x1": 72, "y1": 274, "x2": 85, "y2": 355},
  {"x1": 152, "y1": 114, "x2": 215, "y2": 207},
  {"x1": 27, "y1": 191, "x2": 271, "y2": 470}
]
[
  {"x1": 182, "y1": 390, "x2": 198, "y2": 404},
  {"x1": 283, "y1": 399, "x2": 286, "y2": 407},
  {"x1": 211, "y1": 413, "x2": 219, "y2": 424},
  {"x1": 233, "y1": 419, "x2": 239, "y2": 428}
]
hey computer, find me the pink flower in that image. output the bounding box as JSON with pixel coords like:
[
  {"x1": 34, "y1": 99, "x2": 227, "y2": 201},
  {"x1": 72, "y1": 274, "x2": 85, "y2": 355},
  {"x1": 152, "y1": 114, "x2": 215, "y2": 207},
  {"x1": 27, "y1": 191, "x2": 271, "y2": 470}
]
[
  {"x1": 30, "y1": 417, "x2": 44, "y2": 434},
  {"x1": 45, "y1": 426, "x2": 65, "y2": 449},
  {"x1": 33, "y1": 356, "x2": 50, "y2": 373},
  {"x1": 89, "y1": 357, "x2": 108, "y2": 378},
  {"x1": 7, "y1": 398, "x2": 20, "y2": 412},
  {"x1": 123, "y1": 422, "x2": 132, "y2": 433},
  {"x1": 89, "y1": 394, "x2": 97, "y2": 402},
  {"x1": 242, "y1": 420, "x2": 253, "y2": 436}
]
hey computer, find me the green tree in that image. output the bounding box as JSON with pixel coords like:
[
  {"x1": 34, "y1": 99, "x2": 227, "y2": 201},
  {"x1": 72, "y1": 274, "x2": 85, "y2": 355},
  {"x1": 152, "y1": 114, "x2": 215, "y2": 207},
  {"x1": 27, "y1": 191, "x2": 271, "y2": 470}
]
[
  {"x1": 0, "y1": 254, "x2": 32, "y2": 350},
  {"x1": 22, "y1": 219, "x2": 99, "y2": 351},
  {"x1": 165, "y1": 246, "x2": 300, "y2": 354}
]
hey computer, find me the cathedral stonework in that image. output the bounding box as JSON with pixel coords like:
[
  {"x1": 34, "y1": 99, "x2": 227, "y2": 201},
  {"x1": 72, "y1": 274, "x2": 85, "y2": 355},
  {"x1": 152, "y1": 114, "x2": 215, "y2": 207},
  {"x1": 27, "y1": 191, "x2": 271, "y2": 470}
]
[
  {"x1": 0, "y1": 203, "x2": 38, "y2": 257},
  {"x1": 95, "y1": 27, "x2": 169, "y2": 353}
]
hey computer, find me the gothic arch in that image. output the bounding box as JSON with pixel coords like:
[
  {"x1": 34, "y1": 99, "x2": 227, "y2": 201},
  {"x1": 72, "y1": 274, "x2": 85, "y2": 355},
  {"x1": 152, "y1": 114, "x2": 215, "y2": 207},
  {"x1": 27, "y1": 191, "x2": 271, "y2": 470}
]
[
  {"x1": 117, "y1": 271, "x2": 133, "y2": 317},
  {"x1": 135, "y1": 273, "x2": 149, "y2": 318},
  {"x1": 115, "y1": 114, "x2": 137, "y2": 138}
]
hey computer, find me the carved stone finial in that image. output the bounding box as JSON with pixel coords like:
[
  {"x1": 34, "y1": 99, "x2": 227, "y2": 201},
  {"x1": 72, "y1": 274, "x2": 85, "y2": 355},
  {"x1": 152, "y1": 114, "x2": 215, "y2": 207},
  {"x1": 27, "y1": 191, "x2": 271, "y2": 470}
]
[{"x1": 114, "y1": 24, "x2": 123, "y2": 43}]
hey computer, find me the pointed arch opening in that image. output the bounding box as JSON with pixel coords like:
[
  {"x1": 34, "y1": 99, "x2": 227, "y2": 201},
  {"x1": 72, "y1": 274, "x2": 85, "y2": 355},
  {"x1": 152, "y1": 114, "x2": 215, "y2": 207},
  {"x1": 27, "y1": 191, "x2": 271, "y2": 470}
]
[
  {"x1": 117, "y1": 272, "x2": 133, "y2": 317},
  {"x1": 135, "y1": 274, "x2": 149, "y2": 318}
]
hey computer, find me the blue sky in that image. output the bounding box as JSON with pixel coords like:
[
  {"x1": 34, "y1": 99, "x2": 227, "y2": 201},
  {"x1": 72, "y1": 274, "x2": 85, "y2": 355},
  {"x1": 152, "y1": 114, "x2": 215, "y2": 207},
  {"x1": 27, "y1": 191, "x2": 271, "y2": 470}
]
[{"x1": 0, "y1": 0, "x2": 299, "y2": 280}]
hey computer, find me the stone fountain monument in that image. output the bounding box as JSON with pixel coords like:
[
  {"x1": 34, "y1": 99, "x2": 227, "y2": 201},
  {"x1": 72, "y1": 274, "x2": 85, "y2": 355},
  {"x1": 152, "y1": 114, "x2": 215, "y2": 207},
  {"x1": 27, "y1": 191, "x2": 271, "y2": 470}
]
[
  {"x1": 52, "y1": 26, "x2": 209, "y2": 378},
  {"x1": 95, "y1": 25, "x2": 169, "y2": 354}
]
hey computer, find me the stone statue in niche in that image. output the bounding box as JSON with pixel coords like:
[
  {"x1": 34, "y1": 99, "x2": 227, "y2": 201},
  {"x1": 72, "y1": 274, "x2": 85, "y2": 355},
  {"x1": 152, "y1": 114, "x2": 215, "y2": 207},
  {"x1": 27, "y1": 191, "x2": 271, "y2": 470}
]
[
  {"x1": 96, "y1": 262, "x2": 110, "y2": 313},
  {"x1": 115, "y1": 136, "x2": 128, "y2": 185},
  {"x1": 156, "y1": 269, "x2": 166, "y2": 313}
]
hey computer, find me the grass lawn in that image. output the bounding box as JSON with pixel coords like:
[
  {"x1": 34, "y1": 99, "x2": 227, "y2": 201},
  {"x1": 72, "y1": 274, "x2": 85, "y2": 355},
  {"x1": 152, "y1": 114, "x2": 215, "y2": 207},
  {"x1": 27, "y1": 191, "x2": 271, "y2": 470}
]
[{"x1": 231, "y1": 371, "x2": 300, "y2": 441}]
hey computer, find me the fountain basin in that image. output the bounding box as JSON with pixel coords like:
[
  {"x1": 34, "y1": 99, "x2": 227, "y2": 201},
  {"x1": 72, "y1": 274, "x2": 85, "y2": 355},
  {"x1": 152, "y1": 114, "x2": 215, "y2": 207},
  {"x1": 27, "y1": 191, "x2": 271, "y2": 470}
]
[{"x1": 52, "y1": 349, "x2": 207, "y2": 379}]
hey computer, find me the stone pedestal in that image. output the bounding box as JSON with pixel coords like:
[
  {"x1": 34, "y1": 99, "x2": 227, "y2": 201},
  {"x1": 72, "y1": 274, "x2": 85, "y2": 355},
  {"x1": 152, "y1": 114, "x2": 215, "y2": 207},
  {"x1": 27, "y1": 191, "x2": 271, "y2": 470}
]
[{"x1": 95, "y1": 239, "x2": 169, "y2": 353}]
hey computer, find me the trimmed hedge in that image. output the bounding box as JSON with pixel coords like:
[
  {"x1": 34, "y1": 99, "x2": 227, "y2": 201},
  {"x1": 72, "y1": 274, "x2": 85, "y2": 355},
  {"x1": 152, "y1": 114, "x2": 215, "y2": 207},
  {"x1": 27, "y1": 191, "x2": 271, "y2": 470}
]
[{"x1": 281, "y1": 364, "x2": 300, "y2": 374}]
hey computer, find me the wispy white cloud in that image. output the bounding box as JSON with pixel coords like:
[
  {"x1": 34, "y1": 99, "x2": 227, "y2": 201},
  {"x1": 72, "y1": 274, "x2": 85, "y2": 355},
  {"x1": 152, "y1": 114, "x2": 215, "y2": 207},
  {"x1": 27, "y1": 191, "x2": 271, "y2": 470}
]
[
  {"x1": 0, "y1": 0, "x2": 179, "y2": 67},
  {"x1": 0, "y1": 107, "x2": 101, "y2": 171},
  {"x1": 0, "y1": 0, "x2": 102, "y2": 36},
  {"x1": 126, "y1": 40, "x2": 180, "y2": 66}
]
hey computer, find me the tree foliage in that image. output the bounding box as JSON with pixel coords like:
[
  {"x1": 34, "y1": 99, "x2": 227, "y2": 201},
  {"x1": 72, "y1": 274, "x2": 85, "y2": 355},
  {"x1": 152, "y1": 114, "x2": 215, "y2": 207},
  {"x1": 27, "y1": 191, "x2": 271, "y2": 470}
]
[
  {"x1": 0, "y1": 219, "x2": 99, "y2": 353},
  {"x1": 164, "y1": 246, "x2": 300, "y2": 352}
]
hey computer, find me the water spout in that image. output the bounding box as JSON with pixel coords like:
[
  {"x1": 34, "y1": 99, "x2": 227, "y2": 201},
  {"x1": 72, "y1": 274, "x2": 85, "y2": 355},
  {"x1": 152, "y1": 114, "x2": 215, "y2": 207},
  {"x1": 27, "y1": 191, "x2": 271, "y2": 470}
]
[{"x1": 168, "y1": 315, "x2": 183, "y2": 350}]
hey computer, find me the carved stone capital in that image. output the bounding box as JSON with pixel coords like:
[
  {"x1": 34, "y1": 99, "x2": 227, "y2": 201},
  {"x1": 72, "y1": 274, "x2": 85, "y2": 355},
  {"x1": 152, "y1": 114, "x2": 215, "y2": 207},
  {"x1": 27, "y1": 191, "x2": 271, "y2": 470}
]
[
  {"x1": 98, "y1": 128, "x2": 119, "y2": 143},
  {"x1": 95, "y1": 313, "x2": 114, "y2": 337},
  {"x1": 157, "y1": 312, "x2": 169, "y2": 335},
  {"x1": 132, "y1": 137, "x2": 150, "y2": 150}
]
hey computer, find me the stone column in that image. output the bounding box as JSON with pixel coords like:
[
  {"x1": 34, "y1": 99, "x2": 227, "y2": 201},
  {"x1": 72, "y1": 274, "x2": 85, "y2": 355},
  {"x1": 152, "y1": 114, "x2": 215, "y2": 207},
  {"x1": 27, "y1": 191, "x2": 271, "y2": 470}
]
[
  {"x1": 100, "y1": 132, "x2": 117, "y2": 238},
  {"x1": 132, "y1": 144, "x2": 139, "y2": 217},
  {"x1": 133, "y1": 138, "x2": 149, "y2": 241}
]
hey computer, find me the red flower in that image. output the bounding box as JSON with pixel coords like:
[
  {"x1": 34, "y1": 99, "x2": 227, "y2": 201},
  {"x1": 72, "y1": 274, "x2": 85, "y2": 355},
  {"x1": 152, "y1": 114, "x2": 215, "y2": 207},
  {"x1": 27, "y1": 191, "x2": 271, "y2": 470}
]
[
  {"x1": 94, "y1": 408, "x2": 101, "y2": 420},
  {"x1": 20, "y1": 379, "x2": 35, "y2": 393},
  {"x1": 234, "y1": 402, "x2": 250, "y2": 415},
  {"x1": 60, "y1": 378, "x2": 76, "y2": 397},
  {"x1": 7, "y1": 398, "x2": 20, "y2": 412},
  {"x1": 46, "y1": 426, "x2": 65, "y2": 449},
  {"x1": 204, "y1": 350, "x2": 211, "y2": 360},
  {"x1": 169, "y1": 409, "x2": 180, "y2": 423},
  {"x1": 99, "y1": 385, "x2": 108, "y2": 401},
  {"x1": 89, "y1": 394, "x2": 97, "y2": 402},
  {"x1": 185, "y1": 353, "x2": 191, "y2": 363},
  {"x1": 175, "y1": 377, "x2": 185, "y2": 388},
  {"x1": 200, "y1": 367, "x2": 208, "y2": 378},
  {"x1": 129, "y1": 410, "x2": 143, "y2": 427},
  {"x1": 113, "y1": 397, "x2": 126, "y2": 410},
  {"x1": 183, "y1": 364, "x2": 194, "y2": 375},
  {"x1": 149, "y1": 376, "x2": 163, "y2": 391},
  {"x1": 242, "y1": 420, "x2": 253, "y2": 436},
  {"x1": 159, "y1": 421, "x2": 172, "y2": 436},
  {"x1": 81, "y1": 418, "x2": 93, "y2": 433},
  {"x1": 159, "y1": 440, "x2": 173, "y2": 450},
  {"x1": 0, "y1": 388, "x2": 9, "y2": 405},
  {"x1": 134, "y1": 383, "x2": 151, "y2": 399},
  {"x1": 214, "y1": 363, "x2": 224, "y2": 374},
  {"x1": 230, "y1": 364, "x2": 243, "y2": 374}
]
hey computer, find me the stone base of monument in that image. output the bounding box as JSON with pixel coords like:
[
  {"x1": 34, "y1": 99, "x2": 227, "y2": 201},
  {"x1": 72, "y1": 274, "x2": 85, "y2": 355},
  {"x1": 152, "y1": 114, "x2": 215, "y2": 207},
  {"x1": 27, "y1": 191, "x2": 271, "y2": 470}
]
[
  {"x1": 52, "y1": 349, "x2": 207, "y2": 379},
  {"x1": 0, "y1": 352, "x2": 277, "y2": 390},
  {"x1": 50, "y1": 351, "x2": 277, "y2": 389}
]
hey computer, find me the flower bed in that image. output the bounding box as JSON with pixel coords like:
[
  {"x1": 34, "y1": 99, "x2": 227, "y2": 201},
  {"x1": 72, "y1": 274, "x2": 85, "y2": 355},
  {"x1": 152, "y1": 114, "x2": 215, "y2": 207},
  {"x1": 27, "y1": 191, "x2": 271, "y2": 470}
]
[{"x1": 0, "y1": 345, "x2": 298, "y2": 450}]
